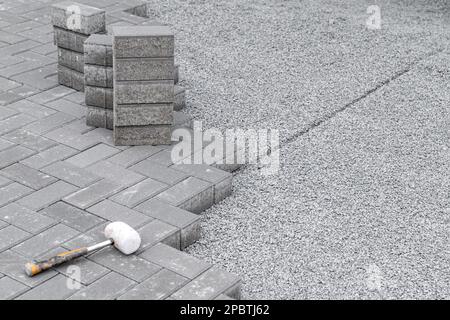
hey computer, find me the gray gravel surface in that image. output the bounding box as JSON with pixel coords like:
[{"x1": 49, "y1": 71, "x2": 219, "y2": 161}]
[{"x1": 146, "y1": 0, "x2": 450, "y2": 299}]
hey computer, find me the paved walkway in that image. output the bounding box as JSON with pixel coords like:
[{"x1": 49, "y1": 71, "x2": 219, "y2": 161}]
[{"x1": 0, "y1": 0, "x2": 240, "y2": 300}]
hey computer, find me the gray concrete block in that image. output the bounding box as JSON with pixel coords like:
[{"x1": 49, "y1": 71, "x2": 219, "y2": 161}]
[
  {"x1": 114, "y1": 104, "x2": 173, "y2": 126},
  {"x1": 41, "y1": 201, "x2": 104, "y2": 232},
  {"x1": 1, "y1": 163, "x2": 57, "y2": 190},
  {"x1": 174, "y1": 64, "x2": 179, "y2": 84},
  {"x1": 108, "y1": 145, "x2": 162, "y2": 168},
  {"x1": 130, "y1": 160, "x2": 188, "y2": 185},
  {"x1": 17, "y1": 181, "x2": 79, "y2": 211},
  {"x1": 51, "y1": 1, "x2": 105, "y2": 35},
  {"x1": 56, "y1": 257, "x2": 109, "y2": 286},
  {"x1": 84, "y1": 34, "x2": 112, "y2": 67},
  {"x1": 87, "y1": 200, "x2": 151, "y2": 228},
  {"x1": 63, "y1": 179, "x2": 122, "y2": 209},
  {"x1": 58, "y1": 65, "x2": 84, "y2": 92},
  {"x1": 84, "y1": 65, "x2": 113, "y2": 88},
  {"x1": 136, "y1": 220, "x2": 180, "y2": 251},
  {"x1": 113, "y1": 26, "x2": 174, "y2": 58},
  {"x1": 20, "y1": 145, "x2": 77, "y2": 170},
  {"x1": 106, "y1": 109, "x2": 113, "y2": 130},
  {"x1": 141, "y1": 243, "x2": 211, "y2": 280},
  {"x1": 113, "y1": 125, "x2": 172, "y2": 146},
  {"x1": 0, "y1": 225, "x2": 31, "y2": 252},
  {"x1": 171, "y1": 164, "x2": 233, "y2": 204},
  {"x1": 0, "y1": 182, "x2": 33, "y2": 207},
  {"x1": 12, "y1": 224, "x2": 79, "y2": 258},
  {"x1": 63, "y1": 223, "x2": 107, "y2": 250},
  {"x1": 135, "y1": 198, "x2": 201, "y2": 249},
  {"x1": 16, "y1": 274, "x2": 82, "y2": 300},
  {"x1": 2, "y1": 129, "x2": 57, "y2": 152},
  {"x1": 0, "y1": 277, "x2": 29, "y2": 300},
  {"x1": 109, "y1": 178, "x2": 168, "y2": 208},
  {"x1": 58, "y1": 47, "x2": 84, "y2": 73},
  {"x1": 0, "y1": 145, "x2": 35, "y2": 169},
  {"x1": 171, "y1": 267, "x2": 241, "y2": 300},
  {"x1": 54, "y1": 27, "x2": 88, "y2": 53},
  {"x1": 114, "y1": 58, "x2": 174, "y2": 81},
  {"x1": 89, "y1": 246, "x2": 161, "y2": 282},
  {"x1": 41, "y1": 161, "x2": 101, "y2": 188},
  {"x1": 0, "y1": 203, "x2": 55, "y2": 234},
  {"x1": 114, "y1": 80, "x2": 174, "y2": 104},
  {"x1": 156, "y1": 177, "x2": 214, "y2": 214},
  {"x1": 174, "y1": 85, "x2": 186, "y2": 111},
  {"x1": 68, "y1": 272, "x2": 136, "y2": 300},
  {"x1": 65, "y1": 143, "x2": 119, "y2": 168},
  {"x1": 86, "y1": 106, "x2": 106, "y2": 128},
  {"x1": 85, "y1": 86, "x2": 113, "y2": 109},
  {"x1": 118, "y1": 269, "x2": 188, "y2": 300},
  {"x1": 86, "y1": 161, "x2": 145, "y2": 187}
]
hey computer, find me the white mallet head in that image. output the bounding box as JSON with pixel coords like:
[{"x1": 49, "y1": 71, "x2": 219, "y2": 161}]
[{"x1": 104, "y1": 222, "x2": 141, "y2": 255}]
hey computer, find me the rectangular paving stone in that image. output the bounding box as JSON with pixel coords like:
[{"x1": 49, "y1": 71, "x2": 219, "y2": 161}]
[
  {"x1": 87, "y1": 200, "x2": 151, "y2": 228},
  {"x1": 156, "y1": 177, "x2": 214, "y2": 214},
  {"x1": 114, "y1": 81, "x2": 174, "y2": 104},
  {"x1": 84, "y1": 34, "x2": 113, "y2": 66},
  {"x1": 0, "y1": 225, "x2": 31, "y2": 252},
  {"x1": 17, "y1": 181, "x2": 78, "y2": 211},
  {"x1": 137, "y1": 220, "x2": 180, "y2": 251},
  {"x1": 0, "y1": 203, "x2": 55, "y2": 234},
  {"x1": 16, "y1": 274, "x2": 82, "y2": 300},
  {"x1": 84, "y1": 64, "x2": 113, "y2": 87},
  {"x1": 2, "y1": 163, "x2": 57, "y2": 189},
  {"x1": 86, "y1": 161, "x2": 145, "y2": 187},
  {"x1": 53, "y1": 26, "x2": 88, "y2": 53},
  {"x1": 89, "y1": 246, "x2": 161, "y2": 282},
  {"x1": 65, "y1": 143, "x2": 119, "y2": 168},
  {"x1": 2, "y1": 129, "x2": 57, "y2": 152},
  {"x1": 0, "y1": 114, "x2": 36, "y2": 136},
  {"x1": 113, "y1": 125, "x2": 172, "y2": 146},
  {"x1": 41, "y1": 161, "x2": 101, "y2": 188},
  {"x1": 44, "y1": 127, "x2": 99, "y2": 151},
  {"x1": 51, "y1": 1, "x2": 106, "y2": 35},
  {"x1": 57, "y1": 64, "x2": 84, "y2": 92},
  {"x1": 113, "y1": 26, "x2": 174, "y2": 58},
  {"x1": 115, "y1": 58, "x2": 174, "y2": 81},
  {"x1": 28, "y1": 86, "x2": 75, "y2": 105},
  {"x1": 0, "y1": 182, "x2": 34, "y2": 207},
  {"x1": 135, "y1": 198, "x2": 201, "y2": 249},
  {"x1": 141, "y1": 243, "x2": 210, "y2": 280},
  {"x1": 85, "y1": 85, "x2": 113, "y2": 108},
  {"x1": 68, "y1": 272, "x2": 136, "y2": 300},
  {"x1": 20, "y1": 145, "x2": 77, "y2": 170},
  {"x1": 0, "y1": 250, "x2": 58, "y2": 287},
  {"x1": 0, "y1": 175, "x2": 9, "y2": 187},
  {"x1": 107, "y1": 145, "x2": 161, "y2": 168},
  {"x1": 119, "y1": 269, "x2": 188, "y2": 300},
  {"x1": 130, "y1": 160, "x2": 188, "y2": 185},
  {"x1": 63, "y1": 222, "x2": 107, "y2": 251},
  {"x1": 12, "y1": 224, "x2": 79, "y2": 258},
  {"x1": 56, "y1": 257, "x2": 109, "y2": 286},
  {"x1": 63, "y1": 179, "x2": 123, "y2": 209},
  {"x1": 115, "y1": 104, "x2": 173, "y2": 126},
  {"x1": 58, "y1": 47, "x2": 84, "y2": 73},
  {"x1": 41, "y1": 201, "x2": 104, "y2": 232},
  {"x1": 171, "y1": 267, "x2": 241, "y2": 300},
  {"x1": 0, "y1": 106, "x2": 18, "y2": 121},
  {"x1": 22, "y1": 112, "x2": 76, "y2": 135},
  {"x1": 7, "y1": 99, "x2": 56, "y2": 119},
  {"x1": 86, "y1": 106, "x2": 106, "y2": 128},
  {"x1": 109, "y1": 178, "x2": 168, "y2": 208},
  {"x1": 0, "y1": 276, "x2": 29, "y2": 300},
  {"x1": 0, "y1": 146, "x2": 36, "y2": 168}
]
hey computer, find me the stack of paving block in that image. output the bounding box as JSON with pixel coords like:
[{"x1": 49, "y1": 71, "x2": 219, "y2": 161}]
[
  {"x1": 84, "y1": 34, "x2": 114, "y2": 129},
  {"x1": 113, "y1": 26, "x2": 175, "y2": 146},
  {"x1": 52, "y1": 1, "x2": 106, "y2": 92}
]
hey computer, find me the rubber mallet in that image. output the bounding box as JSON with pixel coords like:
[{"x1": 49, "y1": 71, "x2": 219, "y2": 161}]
[{"x1": 25, "y1": 221, "x2": 141, "y2": 277}]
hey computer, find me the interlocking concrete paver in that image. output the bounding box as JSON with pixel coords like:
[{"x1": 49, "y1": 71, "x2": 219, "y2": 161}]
[
  {"x1": 0, "y1": 277, "x2": 29, "y2": 300},
  {"x1": 68, "y1": 272, "x2": 136, "y2": 300},
  {"x1": 41, "y1": 161, "x2": 101, "y2": 188},
  {"x1": 109, "y1": 178, "x2": 168, "y2": 208},
  {"x1": 65, "y1": 143, "x2": 119, "y2": 168},
  {"x1": 0, "y1": 226, "x2": 31, "y2": 252},
  {"x1": 16, "y1": 274, "x2": 82, "y2": 300},
  {"x1": 0, "y1": 203, "x2": 55, "y2": 234},
  {"x1": 56, "y1": 257, "x2": 109, "y2": 286},
  {"x1": 87, "y1": 200, "x2": 151, "y2": 229},
  {"x1": 130, "y1": 160, "x2": 188, "y2": 185},
  {"x1": 41, "y1": 201, "x2": 105, "y2": 232},
  {"x1": 20, "y1": 144, "x2": 77, "y2": 170},
  {"x1": 137, "y1": 219, "x2": 180, "y2": 251},
  {"x1": 22, "y1": 112, "x2": 76, "y2": 135},
  {"x1": 63, "y1": 179, "x2": 122, "y2": 209},
  {"x1": 2, "y1": 129, "x2": 57, "y2": 151},
  {"x1": 0, "y1": 146, "x2": 35, "y2": 169},
  {"x1": 107, "y1": 145, "x2": 161, "y2": 167},
  {"x1": 86, "y1": 161, "x2": 144, "y2": 187},
  {"x1": 0, "y1": 182, "x2": 34, "y2": 207},
  {"x1": 1, "y1": 163, "x2": 57, "y2": 189}
]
